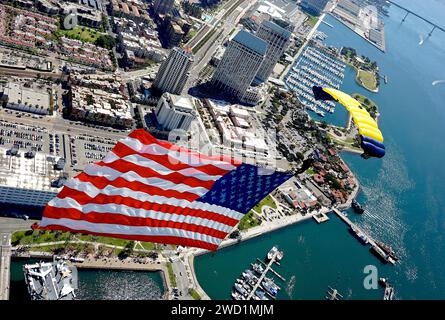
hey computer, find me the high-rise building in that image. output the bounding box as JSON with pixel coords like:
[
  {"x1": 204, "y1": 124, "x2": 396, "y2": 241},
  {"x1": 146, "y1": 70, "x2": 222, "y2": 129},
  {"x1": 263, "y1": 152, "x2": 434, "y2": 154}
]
[
  {"x1": 153, "y1": 0, "x2": 175, "y2": 15},
  {"x1": 155, "y1": 92, "x2": 196, "y2": 131},
  {"x1": 153, "y1": 47, "x2": 194, "y2": 95},
  {"x1": 211, "y1": 30, "x2": 267, "y2": 102},
  {"x1": 300, "y1": 0, "x2": 329, "y2": 16},
  {"x1": 255, "y1": 20, "x2": 292, "y2": 83}
]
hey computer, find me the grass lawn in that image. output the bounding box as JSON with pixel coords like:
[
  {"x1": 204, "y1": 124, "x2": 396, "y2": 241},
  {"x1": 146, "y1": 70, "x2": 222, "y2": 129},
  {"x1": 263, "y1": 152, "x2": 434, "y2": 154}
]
[
  {"x1": 352, "y1": 93, "x2": 379, "y2": 119},
  {"x1": 140, "y1": 242, "x2": 156, "y2": 251},
  {"x1": 357, "y1": 69, "x2": 378, "y2": 91},
  {"x1": 305, "y1": 13, "x2": 319, "y2": 27},
  {"x1": 56, "y1": 26, "x2": 103, "y2": 43},
  {"x1": 252, "y1": 194, "x2": 277, "y2": 212},
  {"x1": 238, "y1": 210, "x2": 258, "y2": 231},
  {"x1": 189, "y1": 288, "x2": 202, "y2": 300},
  {"x1": 306, "y1": 168, "x2": 316, "y2": 175},
  {"x1": 167, "y1": 262, "x2": 177, "y2": 287},
  {"x1": 12, "y1": 230, "x2": 72, "y2": 245}
]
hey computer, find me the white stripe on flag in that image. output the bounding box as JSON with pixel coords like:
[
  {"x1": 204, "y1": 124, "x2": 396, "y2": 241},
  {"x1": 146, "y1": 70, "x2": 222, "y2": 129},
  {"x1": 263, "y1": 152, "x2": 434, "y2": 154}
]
[
  {"x1": 48, "y1": 198, "x2": 234, "y2": 233},
  {"x1": 120, "y1": 137, "x2": 237, "y2": 171},
  {"x1": 60, "y1": 179, "x2": 244, "y2": 220}
]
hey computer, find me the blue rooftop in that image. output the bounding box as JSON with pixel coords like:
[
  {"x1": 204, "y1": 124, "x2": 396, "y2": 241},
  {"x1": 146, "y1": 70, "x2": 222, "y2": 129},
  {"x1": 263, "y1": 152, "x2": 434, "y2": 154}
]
[{"x1": 233, "y1": 30, "x2": 268, "y2": 56}]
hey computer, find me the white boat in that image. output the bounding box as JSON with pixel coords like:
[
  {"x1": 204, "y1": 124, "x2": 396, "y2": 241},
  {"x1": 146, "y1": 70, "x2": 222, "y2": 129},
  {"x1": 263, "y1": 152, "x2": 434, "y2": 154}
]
[{"x1": 267, "y1": 246, "x2": 278, "y2": 260}]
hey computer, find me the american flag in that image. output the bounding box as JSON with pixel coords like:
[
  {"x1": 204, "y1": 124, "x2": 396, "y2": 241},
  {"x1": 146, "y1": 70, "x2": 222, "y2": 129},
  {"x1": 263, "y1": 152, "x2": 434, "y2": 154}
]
[{"x1": 40, "y1": 129, "x2": 293, "y2": 250}]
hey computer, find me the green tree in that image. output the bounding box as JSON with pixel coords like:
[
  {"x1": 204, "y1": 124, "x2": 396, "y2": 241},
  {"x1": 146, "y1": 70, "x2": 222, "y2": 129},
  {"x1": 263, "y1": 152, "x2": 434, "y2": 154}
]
[{"x1": 95, "y1": 35, "x2": 116, "y2": 50}]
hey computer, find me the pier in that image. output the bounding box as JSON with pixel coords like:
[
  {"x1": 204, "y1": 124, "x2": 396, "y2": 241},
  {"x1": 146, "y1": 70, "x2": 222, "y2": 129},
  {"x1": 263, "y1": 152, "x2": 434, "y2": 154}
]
[
  {"x1": 389, "y1": 0, "x2": 445, "y2": 36},
  {"x1": 326, "y1": 286, "x2": 343, "y2": 300},
  {"x1": 246, "y1": 251, "x2": 281, "y2": 300},
  {"x1": 256, "y1": 258, "x2": 286, "y2": 281},
  {"x1": 332, "y1": 208, "x2": 396, "y2": 265}
]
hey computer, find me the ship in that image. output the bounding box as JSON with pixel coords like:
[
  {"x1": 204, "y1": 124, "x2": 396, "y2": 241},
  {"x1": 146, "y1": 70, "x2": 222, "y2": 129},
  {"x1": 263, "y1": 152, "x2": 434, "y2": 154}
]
[
  {"x1": 234, "y1": 283, "x2": 248, "y2": 297},
  {"x1": 384, "y1": 286, "x2": 395, "y2": 300},
  {"x1": 23, "y1": 259, "x2": 78, "y2": 300},
  {"x1": 261, "y1": 279, "x2": 279, "y2": 297},
  {"x1": 255, "y1": 288, "x2": 270, "y2": 300},
  {"x1": 231, "y1": 291, "x2": 245, "y2": 300},
  {"x1": 348, "y1": 226, "x2": 369, "y2": 245},
  {"x1": 251, "y1": 263, "x2": 264, "y2": 274},
  {"x1": 375, "y1": 240, "x2": 399, "y2": 262},
  {"x1": 370, "y1": 245, "x2": 396, "y2": 265},
  {"x1": 267, "y1": 246, "x2": 278, "y2": 260},
  {"x1": 351, "y1": 199, "x2": 365, "y2": 214}
]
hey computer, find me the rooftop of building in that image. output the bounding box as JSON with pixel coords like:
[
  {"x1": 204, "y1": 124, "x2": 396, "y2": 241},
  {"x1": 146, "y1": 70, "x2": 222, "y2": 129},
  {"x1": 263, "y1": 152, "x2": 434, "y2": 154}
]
[
  {"x1": 261, "y1": 20, "x2": 292, "y2": 39},
  {"x1": 0, "y1": 82, "x2": 50, "y2": 108},
  {"x1": 0, "y1": 147, "x2": 62, "y2": 192},
  {"x1": 233, "y1": 30, "x2": 268, "y2": 56}
]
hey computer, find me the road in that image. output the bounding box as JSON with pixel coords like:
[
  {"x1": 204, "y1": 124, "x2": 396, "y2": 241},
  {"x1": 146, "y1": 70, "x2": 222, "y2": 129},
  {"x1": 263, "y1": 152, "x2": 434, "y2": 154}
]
[{"x1": 279, "y1": 5, "x2": 335, "y2": 81}]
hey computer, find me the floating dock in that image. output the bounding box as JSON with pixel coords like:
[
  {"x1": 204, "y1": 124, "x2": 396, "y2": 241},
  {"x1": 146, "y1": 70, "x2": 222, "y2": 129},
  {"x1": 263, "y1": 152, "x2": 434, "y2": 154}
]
[{"x1": 313, "y1": 212, "x2": 330, "y2": 224}]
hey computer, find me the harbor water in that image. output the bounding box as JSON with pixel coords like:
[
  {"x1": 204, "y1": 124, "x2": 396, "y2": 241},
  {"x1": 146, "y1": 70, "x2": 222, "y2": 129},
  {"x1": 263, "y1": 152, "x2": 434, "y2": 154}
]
[{"x1": 195, "y1": 0, "x2": 445, "y2": 300}]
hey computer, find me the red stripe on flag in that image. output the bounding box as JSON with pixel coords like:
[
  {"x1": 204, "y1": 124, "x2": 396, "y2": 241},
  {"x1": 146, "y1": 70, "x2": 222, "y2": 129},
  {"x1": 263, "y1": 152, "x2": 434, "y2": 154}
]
[
  {"x1": 55, "y1": 187, "x2": 240, "y2": 227},
  {"x1": 94, "y1": 158, "x2": 215, "y2": 189},
  {"x1": 75, "y1": 174, "x2": 201, "y2": 201},
  {"x1": 112, "y1": 142, "x2": 231, "y2": 176},
  {"x1": 128, "y1": 129, "x2": 241, "y2": 166},
  {"x1": 43, "y1": 206, "x2": 229, "y2": 239}
]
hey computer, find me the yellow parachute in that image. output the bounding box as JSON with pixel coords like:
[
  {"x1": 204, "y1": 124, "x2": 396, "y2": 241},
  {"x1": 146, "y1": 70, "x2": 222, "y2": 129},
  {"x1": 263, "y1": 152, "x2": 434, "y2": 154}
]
[{"x1": 312, "y1": 87, "x2": 385, "y2": 158}]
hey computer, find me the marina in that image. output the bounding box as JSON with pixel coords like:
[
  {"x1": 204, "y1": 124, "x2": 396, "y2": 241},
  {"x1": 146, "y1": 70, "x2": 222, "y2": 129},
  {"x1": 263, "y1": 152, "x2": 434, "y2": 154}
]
[
  {"x1": 231, "y1": 247, "x2": 285, "y2": 301},
  {"x1": 285, "y1": 45, "x2": 346, "y2": 117}
]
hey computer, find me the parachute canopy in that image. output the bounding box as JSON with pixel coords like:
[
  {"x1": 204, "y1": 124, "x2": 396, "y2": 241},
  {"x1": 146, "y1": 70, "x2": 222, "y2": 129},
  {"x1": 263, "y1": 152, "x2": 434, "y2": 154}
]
[{"x1": 312, "y1": 86, "x2": 385, "y2": 158}]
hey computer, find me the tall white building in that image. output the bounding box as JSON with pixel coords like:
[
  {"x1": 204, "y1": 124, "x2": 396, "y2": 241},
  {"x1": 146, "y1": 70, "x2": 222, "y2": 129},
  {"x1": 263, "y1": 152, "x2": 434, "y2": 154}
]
[
  {"x1": 153, "y1": 0, "x2": 175, "y2": 15},
  {"x1": 211, "y1": 30, "x2": 267, "y2": 102},
  {"x1": 255, "y1": 20, "x2": 292, "y2": 83},
  {"x1": 153, "y1": 47, "x2": 194, "y2": 95},
  {"x1": 155, "y1": 92, "x2": 196, "y2": 131}
]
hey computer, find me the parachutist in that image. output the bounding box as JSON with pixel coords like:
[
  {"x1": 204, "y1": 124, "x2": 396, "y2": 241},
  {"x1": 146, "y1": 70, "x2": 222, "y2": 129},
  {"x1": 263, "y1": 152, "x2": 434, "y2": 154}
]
[{"x1": 361, "y1": 153, "x2": 371, "y2": 160}]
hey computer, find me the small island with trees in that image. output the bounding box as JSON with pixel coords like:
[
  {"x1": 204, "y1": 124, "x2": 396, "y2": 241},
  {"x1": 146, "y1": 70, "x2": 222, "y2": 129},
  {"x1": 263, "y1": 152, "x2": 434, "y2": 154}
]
[{"x1": 340, "y1": 47, "x2": 380, "y2": 92}]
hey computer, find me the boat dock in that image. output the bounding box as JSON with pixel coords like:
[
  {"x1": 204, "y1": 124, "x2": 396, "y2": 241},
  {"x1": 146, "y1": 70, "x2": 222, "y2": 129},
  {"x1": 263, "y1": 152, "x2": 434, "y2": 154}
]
[
  {"x1": 256, "y1": 258, "x2": 286, "y2": 282},
  {"x1": 313, "y1": 212, "x2": 330, "y2": 224},
  {"x1": 326, "y1": 286, "x2": 343, "y2": 300},
  {"x1": 332, "y1": 208, "x2": 397, "y2": 265},
  {"x1": 246, "y1": 251, "x2": 282, "y2": 300}
]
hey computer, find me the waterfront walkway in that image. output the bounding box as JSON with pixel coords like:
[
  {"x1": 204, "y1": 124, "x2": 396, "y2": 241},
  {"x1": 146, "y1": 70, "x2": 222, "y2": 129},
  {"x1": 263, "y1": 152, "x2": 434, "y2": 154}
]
[{"x1": 0, "y1": 233, "x2": 11, "y2": 300}]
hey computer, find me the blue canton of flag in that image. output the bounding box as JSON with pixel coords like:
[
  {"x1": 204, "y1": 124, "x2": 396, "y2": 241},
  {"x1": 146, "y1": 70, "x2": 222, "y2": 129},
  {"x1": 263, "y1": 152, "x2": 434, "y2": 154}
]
[{"x1": 197, "y1": 164, "x2": 293, "y2": 215}]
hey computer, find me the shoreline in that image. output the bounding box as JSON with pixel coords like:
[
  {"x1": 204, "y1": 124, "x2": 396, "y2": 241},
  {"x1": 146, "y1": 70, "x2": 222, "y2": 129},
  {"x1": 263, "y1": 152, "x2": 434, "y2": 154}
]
[{"x1": 328, "y1": 13, "x2": 386, "y2": 53}]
